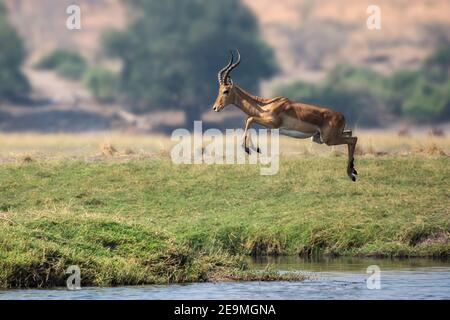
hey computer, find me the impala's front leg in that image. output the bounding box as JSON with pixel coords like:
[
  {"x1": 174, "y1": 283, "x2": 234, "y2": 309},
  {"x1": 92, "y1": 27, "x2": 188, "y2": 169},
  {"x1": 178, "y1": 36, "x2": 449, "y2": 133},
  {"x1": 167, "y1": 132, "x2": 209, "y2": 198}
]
[
  {"x1": 242, "y1": 117, "x2": 260, "y2": 154},
  {"x1": 243, "y1": 117, "x2": 253, "y2": 154}
]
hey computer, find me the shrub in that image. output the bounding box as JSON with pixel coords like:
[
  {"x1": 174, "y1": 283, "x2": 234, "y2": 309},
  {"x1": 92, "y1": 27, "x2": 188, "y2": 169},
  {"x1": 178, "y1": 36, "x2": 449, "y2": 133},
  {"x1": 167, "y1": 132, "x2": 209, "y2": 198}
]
[
  {"x1": 56, "y1": 59, "x2": 86, "y2": 80},
  {"x1": 35, "y1": 49, "x2": 87, "y2": 80},
  {"x1": 0, "y1": 1, "x2": 30, "y2": 100},
  {"x1": 401, "y1": 78, "x2": 450, "y2": 120},
  {"x1": 82, "y1": 67, "x2": 119, "y2": 103}
]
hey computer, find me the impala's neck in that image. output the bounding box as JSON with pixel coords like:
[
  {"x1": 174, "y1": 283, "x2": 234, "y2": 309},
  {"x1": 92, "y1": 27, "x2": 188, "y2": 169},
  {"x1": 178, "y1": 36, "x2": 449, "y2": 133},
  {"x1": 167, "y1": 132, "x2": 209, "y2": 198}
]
[{"x1": 231, "y1": 85, "x2": 266, "y2": 117}]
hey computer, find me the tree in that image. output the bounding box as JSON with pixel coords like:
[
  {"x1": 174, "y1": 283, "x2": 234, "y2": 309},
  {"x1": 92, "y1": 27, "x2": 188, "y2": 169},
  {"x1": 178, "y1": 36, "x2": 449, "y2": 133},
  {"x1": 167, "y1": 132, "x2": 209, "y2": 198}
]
[
  {"x1": 422, "y1": 43, "x2": 450, "y2": 82},
  {"x1": 35, "y1": 49, "x2": 87, "y2": 80},
  {"x1": 399, "y1": 76, "x2": 450, "y2": 121},
  {"x1": 102, "y1": 0, "x2": 277, "y2": 128},
  {"x1": 396, "y1": 44, "x2": 450, "y2": 121},
  {"x1": 0, "y1": 1, "x2": 30, "y2": 101},
  {"x1": 82, "y1": 67, "x2": 119, "y2": 103}
]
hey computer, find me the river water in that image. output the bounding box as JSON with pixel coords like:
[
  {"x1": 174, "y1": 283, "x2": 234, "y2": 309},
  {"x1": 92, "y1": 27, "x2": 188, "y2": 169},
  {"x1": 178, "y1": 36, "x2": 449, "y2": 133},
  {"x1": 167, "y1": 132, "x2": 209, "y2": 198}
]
[{"x1": 1, "y1": 257, "x2": 449, "y2": 300}]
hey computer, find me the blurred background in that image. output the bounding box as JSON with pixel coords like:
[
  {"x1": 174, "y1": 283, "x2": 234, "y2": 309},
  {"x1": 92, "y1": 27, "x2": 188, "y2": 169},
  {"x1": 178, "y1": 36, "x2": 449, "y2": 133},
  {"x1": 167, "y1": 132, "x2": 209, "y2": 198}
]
[{"x1": 0, "y1": 0, "x2": 449, "y2": 138}]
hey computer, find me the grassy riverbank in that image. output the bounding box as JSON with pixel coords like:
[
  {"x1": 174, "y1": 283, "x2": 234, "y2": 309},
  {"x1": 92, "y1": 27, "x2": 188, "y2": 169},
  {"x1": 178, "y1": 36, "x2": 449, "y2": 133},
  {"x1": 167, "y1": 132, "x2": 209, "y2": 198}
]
[{"x1": 0, "y1": 155, "x2": 449, "y2": 288}]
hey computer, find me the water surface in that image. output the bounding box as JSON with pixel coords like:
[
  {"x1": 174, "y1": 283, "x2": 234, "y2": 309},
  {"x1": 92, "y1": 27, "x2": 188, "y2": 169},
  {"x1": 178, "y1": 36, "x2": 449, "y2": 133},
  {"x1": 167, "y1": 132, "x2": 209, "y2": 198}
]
[{"x1": 1, "y1": 257, "x2": 449, "y2": 300}]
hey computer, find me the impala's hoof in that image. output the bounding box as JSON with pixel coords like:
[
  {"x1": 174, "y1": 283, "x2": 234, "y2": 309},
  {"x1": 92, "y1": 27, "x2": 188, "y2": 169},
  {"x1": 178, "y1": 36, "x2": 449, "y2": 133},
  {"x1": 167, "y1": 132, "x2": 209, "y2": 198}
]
[
  {"x1": 249, "y1": 146, "x2": 261, "y2": 153},
  {"x1": 348, "y1": 170, "x2": 357, "y2": 181},
  {"x1": 349, "y1": 158, "x2": 357, "y2": 176}
]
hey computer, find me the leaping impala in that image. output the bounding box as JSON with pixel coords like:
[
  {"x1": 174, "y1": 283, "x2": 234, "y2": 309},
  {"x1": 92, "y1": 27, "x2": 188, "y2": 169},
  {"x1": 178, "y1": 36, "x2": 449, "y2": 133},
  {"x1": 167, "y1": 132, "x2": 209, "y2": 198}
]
[{"x1": 212, "y1": 50, "x2": 358, "y2": 181}]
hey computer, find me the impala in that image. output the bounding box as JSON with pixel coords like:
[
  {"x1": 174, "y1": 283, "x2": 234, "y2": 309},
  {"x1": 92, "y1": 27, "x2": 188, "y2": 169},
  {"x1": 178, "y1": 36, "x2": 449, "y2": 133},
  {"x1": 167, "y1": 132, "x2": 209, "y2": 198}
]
[{"x1": 212, "y1": 50, "x2": 358, "y2": 181}]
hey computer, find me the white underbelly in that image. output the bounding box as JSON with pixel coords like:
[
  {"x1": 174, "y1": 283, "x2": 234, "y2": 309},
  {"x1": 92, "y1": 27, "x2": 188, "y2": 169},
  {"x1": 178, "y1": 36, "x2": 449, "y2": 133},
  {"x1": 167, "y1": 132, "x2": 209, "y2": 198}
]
[
  {"x1": 279, "y1": 128, "x2": 315, "y2": 139},
  {"x1": 281, "y1": 116, "x2": 319, "y2": 133}
]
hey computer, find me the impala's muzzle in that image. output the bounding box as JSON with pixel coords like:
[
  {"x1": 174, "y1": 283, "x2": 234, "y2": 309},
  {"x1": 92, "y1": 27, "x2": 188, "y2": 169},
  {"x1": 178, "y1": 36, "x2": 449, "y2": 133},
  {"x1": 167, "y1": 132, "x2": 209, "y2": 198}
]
[{"x1": 213, "y1": 105, "x2": 223, "y2": 112}]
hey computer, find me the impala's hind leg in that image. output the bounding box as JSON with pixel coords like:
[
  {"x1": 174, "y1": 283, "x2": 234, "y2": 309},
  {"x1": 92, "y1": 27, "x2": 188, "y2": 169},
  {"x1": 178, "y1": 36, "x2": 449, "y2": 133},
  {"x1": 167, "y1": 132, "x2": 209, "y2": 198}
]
[
  {"x1": 346, "y1": 136, "x2": 358, "y2": 180},
  {"x1": 322, "y1": 123, "x2": 358, "y2": 181},
  {"x1": 345, "y1": 136, "x2": 358, "y2": 181},
  {"x1": 341, "y1": 129, "x2": 356, "y2": 176},
  {"x1": 326, "y1": 136, "x2": 358, "y2": 181}
]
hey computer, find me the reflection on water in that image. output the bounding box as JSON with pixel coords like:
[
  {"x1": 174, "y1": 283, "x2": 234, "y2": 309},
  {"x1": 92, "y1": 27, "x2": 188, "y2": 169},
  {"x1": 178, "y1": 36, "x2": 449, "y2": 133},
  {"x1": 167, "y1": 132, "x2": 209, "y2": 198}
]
[
  {"x1": 1, "y1": 257, "x2": 449, "y2": 300},
  {"x1": 248, "y1": 255, "x2": 450, "y2": 272}
]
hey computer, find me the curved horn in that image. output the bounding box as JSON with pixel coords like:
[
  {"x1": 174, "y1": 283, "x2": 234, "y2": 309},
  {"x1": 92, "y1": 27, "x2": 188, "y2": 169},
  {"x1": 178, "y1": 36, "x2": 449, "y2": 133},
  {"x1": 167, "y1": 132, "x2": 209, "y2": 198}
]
[
  {"x1": 217, "y1": 51, "x2": 234, "y2": 84},
  {"x1": 222, "y1": 49, "x2": 241, "y2": 84}
]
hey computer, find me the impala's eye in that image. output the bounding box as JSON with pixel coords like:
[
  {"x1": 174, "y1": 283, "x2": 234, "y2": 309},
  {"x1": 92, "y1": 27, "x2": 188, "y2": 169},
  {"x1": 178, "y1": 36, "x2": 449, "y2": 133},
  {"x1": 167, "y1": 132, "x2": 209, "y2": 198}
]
[{"x1": 223, "y1": 90, "x2": 229, "y2": 96}]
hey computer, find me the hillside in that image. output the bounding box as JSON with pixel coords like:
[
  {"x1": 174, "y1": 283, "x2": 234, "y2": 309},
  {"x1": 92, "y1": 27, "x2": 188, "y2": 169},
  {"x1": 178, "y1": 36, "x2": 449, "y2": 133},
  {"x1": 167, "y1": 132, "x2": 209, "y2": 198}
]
[
  {"x1": 5, "y1": 0, "x2": 450, "y2": 78},
  {"x1": 3, "y1": 0, "x2": 126, "y2": 63},
  {"x1": 1, "y1": 0, "x2": 450, "y2": 132}
]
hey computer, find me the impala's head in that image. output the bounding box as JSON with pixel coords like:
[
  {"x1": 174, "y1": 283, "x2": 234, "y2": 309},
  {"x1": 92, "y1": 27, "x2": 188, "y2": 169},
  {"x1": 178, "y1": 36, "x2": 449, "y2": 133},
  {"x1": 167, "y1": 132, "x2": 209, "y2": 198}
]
[{"x1": 212, "y1": 50, "x2": 241, "y2": 112}]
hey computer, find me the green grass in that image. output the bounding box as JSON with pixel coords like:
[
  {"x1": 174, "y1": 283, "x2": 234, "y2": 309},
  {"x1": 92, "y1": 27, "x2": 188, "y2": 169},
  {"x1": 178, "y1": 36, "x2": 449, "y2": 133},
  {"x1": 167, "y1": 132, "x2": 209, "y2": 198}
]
[{"x1": 0, "y1": 155, "x2": 449, "y2": 288}]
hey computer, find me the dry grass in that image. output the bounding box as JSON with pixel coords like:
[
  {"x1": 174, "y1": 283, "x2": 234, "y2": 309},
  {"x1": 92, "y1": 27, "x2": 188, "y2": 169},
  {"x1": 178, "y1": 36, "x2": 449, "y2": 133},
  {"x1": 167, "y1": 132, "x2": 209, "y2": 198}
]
[
  {"x1": 429, "y1": 127, "x2": 446, "y2": 138},
  {"x1": 424, "y1": 144, "x2": 447, "y2": 156},
  {"x1": 100, "y1": 142, "x2": 118, "y2": 156},
  {"x1": 0, "y1": 130, "x2": 449, "y2": 162}
]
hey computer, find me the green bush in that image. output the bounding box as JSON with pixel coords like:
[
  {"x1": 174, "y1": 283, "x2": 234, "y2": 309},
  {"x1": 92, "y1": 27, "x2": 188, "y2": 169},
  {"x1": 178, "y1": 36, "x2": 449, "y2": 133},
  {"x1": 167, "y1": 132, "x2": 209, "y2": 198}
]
[
  {"x1": 0, "y1": 1, "x2": 30, "y2": 100},
  {"x1": 82, "y1": 67, "x2": 119, "y2": 103},
  {"x1": 324, "y1": 64, "x2": 385, "y2": 92},
  {"x1": 401, "y1": 78, "x2": 450, "y2": 120},
  {"x1": 422, "y1": 44, "x2": 450, "y2": 82},
  {"x1": 35, "y1": 49, "x2": 87, "y2": 80},
  {"x1": 56, "y1": 59, "x2": 86, "y2": 80},
  {"x1": 396, "y1": 44, "x2": 450, "y2": 120}
]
